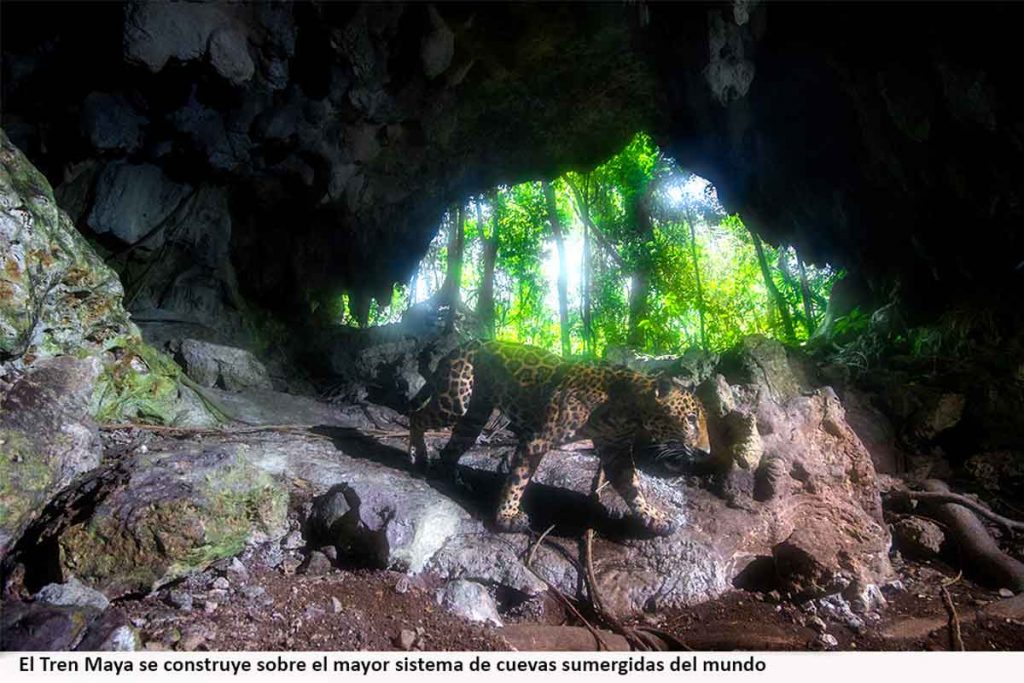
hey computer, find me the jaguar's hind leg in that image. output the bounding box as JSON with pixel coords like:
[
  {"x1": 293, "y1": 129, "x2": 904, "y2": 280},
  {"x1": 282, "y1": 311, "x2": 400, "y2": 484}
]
[{"x1": 494, "y1": 437, "x2": 549, "y2": 533}]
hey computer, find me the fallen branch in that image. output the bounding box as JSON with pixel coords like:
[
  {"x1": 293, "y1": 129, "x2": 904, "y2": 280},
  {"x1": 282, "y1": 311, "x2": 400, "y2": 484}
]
[
  {"x1": 526, "y1": 524, "x2": 557, "y2": 570},
  {"x1": 939, "y1": 586, "x2": 965, "y2": 651}
]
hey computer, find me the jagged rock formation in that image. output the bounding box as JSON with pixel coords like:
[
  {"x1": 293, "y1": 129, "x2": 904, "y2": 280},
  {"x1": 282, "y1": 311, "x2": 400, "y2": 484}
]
[
  {"x1": 4, "y1": 1, "x2": 1022, "y2": 330},
  {"x1": 0, "y1": 131, "x2": 216, "y2": 563}
]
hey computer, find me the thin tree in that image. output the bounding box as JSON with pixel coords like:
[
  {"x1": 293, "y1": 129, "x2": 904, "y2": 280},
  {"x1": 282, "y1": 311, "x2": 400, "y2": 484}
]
[
  {"x1": 627, "y1": 191, "x2": 655, "y2": 349},
  {"x1": 566, "y1": 174, "x2": 594, "y2": 356},
  {"x1": 543, "y1": 180, "x2": 571, "y2": 357},
  {"x1": 686, "y1": 211, "x2": 709, "y2": 351},
  {"x1": 749, "y1": 227, "x2": 796, "y2": 342},
  {"x1": 795, "y1": 248, "x2": 817, "y2": 336},
  {"x1": 441, "y1": 203, "x2": 465, "y2": 331},
  {"x1": 476, "y1": 191, "x2": 501, "y2": 338}
]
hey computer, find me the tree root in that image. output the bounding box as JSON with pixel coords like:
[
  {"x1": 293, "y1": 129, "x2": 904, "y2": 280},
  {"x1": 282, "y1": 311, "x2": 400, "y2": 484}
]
[
  {"x1": 887, "y1": 488, "x2": 1024, "y2": 534},
  {"x1": 890, "y1": 480, "x2": 1024, "y2": 592}
]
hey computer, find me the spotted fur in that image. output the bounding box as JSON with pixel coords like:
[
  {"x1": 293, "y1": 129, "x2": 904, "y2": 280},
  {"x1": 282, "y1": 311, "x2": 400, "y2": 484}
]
[{"x1": 409, "y1": 340, "x2": 711, "y2": 535}]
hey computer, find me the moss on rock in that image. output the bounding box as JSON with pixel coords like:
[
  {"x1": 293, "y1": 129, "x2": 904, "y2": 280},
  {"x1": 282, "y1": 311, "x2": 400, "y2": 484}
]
[
  {"x1": 1, "y1": 128, "x2": 214, "y2": 426},
  {"x1": 60, "y1": 448, "x2": 287, "y2": 597}
]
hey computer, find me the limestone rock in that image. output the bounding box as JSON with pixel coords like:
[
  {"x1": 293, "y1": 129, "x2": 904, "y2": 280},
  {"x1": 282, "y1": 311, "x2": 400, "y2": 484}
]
[
  {"x1": 58, "y1": 449, "x2": 288, "y2": 598},
  {"x1": 80, "y1": 93, "x2": 144, "y2": 152},
  {"x1": 437, "y1": 580, "x2": 502, "y2": 626},
  {"x1": 0, "y1": 356, "x2": 102, "y2": 562},
  {"x1": 208, "y1": 27, "x2": 255, "y2": 85},
  {"x1": 891, "y1": 517, "x2": 946, "y2": 559},
  {"x1": 35, "y1": 577, "x2": 111, "y2": 611},
  {"x1": 86, "y1": 162, "x2": 192, "y2": 246},
  {"x1": 421, "y1": 6, "x2": 455, "y2": 79},
  {"x1": 177, "y1": 339, "x2": 273, "y2": 391},
  {"x1": 0, "y1": 130, "x2": 134, "y2": 364},
  {"x1": 309, "y1": 476, "x2": 476, "y2": 574}
]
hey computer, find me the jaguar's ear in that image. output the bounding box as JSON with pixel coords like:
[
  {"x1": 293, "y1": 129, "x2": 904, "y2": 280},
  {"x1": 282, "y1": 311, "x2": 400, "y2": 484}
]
[{"x1": 656, "y1": 375, "x2": 674, "y2": 398}]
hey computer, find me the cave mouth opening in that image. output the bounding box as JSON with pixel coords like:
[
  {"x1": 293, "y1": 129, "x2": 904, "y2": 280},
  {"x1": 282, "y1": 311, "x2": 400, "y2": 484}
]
[{"x1": 337, "y1": 133, "x2": 840, "y2": 360}]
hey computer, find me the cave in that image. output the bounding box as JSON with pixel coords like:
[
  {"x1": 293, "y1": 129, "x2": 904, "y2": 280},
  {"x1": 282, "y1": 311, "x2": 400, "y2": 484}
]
[{"x1": 2, "y1": 0, "x2": 1023, "y2": 653}]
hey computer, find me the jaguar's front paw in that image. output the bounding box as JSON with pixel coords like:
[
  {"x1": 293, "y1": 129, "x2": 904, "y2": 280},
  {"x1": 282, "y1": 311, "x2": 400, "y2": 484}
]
[{"x1": 494, "y1": 511, "x2": 532, "y2": 534}]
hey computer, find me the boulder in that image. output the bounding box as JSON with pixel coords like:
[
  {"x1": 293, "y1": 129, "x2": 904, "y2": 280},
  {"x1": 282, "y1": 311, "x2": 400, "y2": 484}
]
[
  {"x1": 35, "y1": 576, "x2": 110, "y2": 612},
  {"x1": 176, "y1": 338, "x2": 273, "y2": 391},
  {"x1": 0, "y1": 356, "x2": 102, "y2": 562},
  {"x1": 86, "y1": 162, "x2": 192, "y2": 246},
  {"x1": 0, "y1": 130, "x2": 134, "y2": 364},
  {"x1": 891, "y1": 517, "x2": 946, "y2": 559},
  {"x1": 80, "y1": 93, "x2": 144, "y2": 153},
  {"x1": 58, "y1": 448, "x2": 288, "y2": 598},
  {"x1": 0, "y1": 602, "x2": 136, "y2": 651}
]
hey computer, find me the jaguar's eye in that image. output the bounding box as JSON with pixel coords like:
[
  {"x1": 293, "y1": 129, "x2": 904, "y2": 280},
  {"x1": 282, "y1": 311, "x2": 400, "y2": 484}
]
[{"x1": 687, "y1": 413, "x2": 698, "y2": 425}]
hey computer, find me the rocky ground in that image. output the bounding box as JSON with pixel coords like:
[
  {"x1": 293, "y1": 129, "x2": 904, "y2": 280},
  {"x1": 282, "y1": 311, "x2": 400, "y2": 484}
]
[{"x1": 17, "y1": 508, "x2": 1019, "y2": 652}]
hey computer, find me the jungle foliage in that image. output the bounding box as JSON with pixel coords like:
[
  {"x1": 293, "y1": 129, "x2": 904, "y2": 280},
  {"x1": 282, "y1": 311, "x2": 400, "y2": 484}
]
[{"x1": 343, "y1": 133, "x2": 841, "y2": 358}]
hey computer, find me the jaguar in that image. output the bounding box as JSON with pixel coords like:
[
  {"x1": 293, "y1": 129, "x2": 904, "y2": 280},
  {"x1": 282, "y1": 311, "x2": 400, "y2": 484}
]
[{"x1": 408, "y1": 339, "x2": 711, "y2": 535}]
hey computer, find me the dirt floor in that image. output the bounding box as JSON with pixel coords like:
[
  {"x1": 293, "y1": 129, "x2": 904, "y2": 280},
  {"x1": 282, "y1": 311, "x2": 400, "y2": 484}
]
[
  {"x1": 119, "y1": 550, "x2": 1024, "y2": 652},
  {"x1": 123, "y1": 567, "x2": 506, "y2": 651}
]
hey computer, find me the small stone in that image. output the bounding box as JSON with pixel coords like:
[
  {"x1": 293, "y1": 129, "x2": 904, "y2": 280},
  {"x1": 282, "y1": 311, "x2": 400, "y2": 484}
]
[
  {"x1": 331, "y1": 597, "x2": 342, "y2": 614},
  {"x1": 891, "y1": 517, "x2": 946, "y2": 558},
  {"x1": 226, "y1": 557, "x2": 250, "y2": 581},
  {"x1": 241, "y1": 585, "x2": 266, "y2": 600},
  {"x1": 207, "y1": 588, "x2": 228, "y2": 600},
  {"x1": 211, "y1": 576, "x2": 230, "y2": 591},
  {"x1": 280, "y1": 557, "x2": 302, "y2": 575},
  {"x1": 999, "y1": 588, "x2": 1015, "y2": 598},
  {"x1": 808, "y1": 616, "x2": 827, "y2": 633},
  {"x1": 299, "y1": 551, "x2": 332, "y2": 576},
  {"x1": 813, "y1": 633, "x2": 838, "y2": 649},
  {"x1": 395, "y1": 629, "x2": 418, "y2": 651},
  {"x1": 203, "y1": 600, "x2": 218, "y2": 614},
  {"x1": 35, "y1": 577, "x2": 110, "y2": 611},
  {"x1": 302, "y1": 606, "x2": 326, "y2": 620},
  {"x1": 281, "y1": 530, "x2": 305, "y2": 550},
  {"x1": 98, "y1": 625, "x2": 139, "y2": 652},
  {"x1": 395, "y1": 576, "x2": 411, "y2": 594},
  {"x1": 166, "y1": 590, "x2": 193, "y2": 611},
  {"x1": 179, "y1": 625, "x2": 212, "y2": 651},
  {"x1": 319, "y1": 545, "x2": 338, "y2": 563}
]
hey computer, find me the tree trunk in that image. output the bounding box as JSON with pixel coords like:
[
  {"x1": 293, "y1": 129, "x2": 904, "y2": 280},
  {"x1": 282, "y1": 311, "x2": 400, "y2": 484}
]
[
  {"x1": 567, "y1": 175, "x2": 594, "y2": 357},
  {"x1": 795, "y1": 248, "x2": 816, "y2": 336},
  {"x1": 543, "y1": 181, "x2": 572, "y2": 357},
  {"x1": 627, "y1": 193, "x2": 654, "y2": 349},
  {"x1": 750, "y1": 228, "x2": 796, "y2": 342},
  {"x1": 477, "y1": 191, "x2": 500, "y2": 338},
  {"x1": 687, "y1": 215, "x2": 708, "y2": 352},
  {"x1": 442, "y1": 203, "x2": 465, "y2": 331}
]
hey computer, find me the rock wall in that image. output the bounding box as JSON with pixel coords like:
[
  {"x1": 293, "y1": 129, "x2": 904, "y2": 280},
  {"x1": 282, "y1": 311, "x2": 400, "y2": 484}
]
[{"x1": 4, "y1": 1, "x2": 1023, "y2": 330}]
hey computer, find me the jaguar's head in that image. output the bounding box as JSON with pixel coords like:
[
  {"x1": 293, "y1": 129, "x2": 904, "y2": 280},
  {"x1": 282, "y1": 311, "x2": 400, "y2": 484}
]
[{"x1": 638, "y1": 376, "x2": 712, "y2": 473}]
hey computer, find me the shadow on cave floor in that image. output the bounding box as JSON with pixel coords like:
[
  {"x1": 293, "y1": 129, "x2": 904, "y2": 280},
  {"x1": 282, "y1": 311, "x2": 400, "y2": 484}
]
[{"x1": 309, "y1": 425, "x2": 638, "y2": 541}]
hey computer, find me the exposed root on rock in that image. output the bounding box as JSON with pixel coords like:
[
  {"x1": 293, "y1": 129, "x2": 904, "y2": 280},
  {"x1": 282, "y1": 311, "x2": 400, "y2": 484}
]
[
  {"x1": 886, "y1": 479, "x2": 1024, "y2": 591},
  {"x1": 887, "y1": 488, "x2": 1024, "y2": 534}
]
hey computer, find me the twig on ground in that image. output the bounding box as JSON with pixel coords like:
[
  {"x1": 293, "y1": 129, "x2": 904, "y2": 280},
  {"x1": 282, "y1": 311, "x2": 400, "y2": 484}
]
[
  {"x1": 526, "y1": 524, "x2": 557, "y2": 570},
  {"x1": 939, "y1": 585, "x2": 965, "y2": 651},
  {"x1": 526, "y1": 570, "x2": 613, "y2": 652}
]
